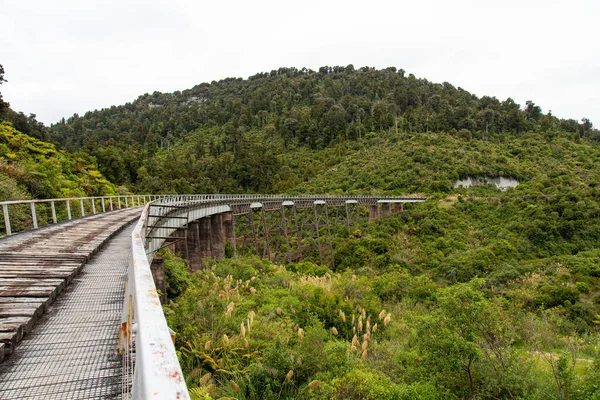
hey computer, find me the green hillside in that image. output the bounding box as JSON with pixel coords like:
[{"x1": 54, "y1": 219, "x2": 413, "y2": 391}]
[
  {"x1": 156, "y1": 130, "x2": 600, "y2": 398},
  {"x1": 296, "y1": 130, "x2": 600, "y2": 195},
  {"x1": 46, "y1": 66, "x2": 597, "y2": 194},
  {"x1": 0, "y1": 121, "x2": 119, "y2": 201}
]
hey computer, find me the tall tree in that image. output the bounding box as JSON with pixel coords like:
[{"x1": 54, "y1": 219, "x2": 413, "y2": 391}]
[
  {"x1": 0, "y1": 63, "x2": 7, "y2": 115},
  {"x1": 524, "y1": 100, "x2": 542, "y2": 121},
  {"x1": 581, "y1": 118, "x2": 593, "y2": 137},
  {"x1": 477, "y1": 108, "x2": 497, "y2": 139}
]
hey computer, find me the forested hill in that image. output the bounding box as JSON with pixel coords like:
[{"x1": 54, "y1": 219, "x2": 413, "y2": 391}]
[{"x1": 46, "y1": 66, "x2": 598, "y2": 193}]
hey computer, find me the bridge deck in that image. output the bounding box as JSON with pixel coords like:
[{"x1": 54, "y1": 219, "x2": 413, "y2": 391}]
[{"x1": 0, "y1": 208, "x2": 141, "y2": 398}]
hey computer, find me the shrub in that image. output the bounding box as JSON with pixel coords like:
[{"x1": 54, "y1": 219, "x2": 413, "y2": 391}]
[{"x1": 332, "y1": 369, "x2": 402, "y2": 400}]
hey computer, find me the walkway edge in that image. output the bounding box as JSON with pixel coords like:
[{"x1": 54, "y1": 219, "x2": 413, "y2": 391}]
[{"x1": 0, "y1": 208, "x2": 143, "y2": 361}]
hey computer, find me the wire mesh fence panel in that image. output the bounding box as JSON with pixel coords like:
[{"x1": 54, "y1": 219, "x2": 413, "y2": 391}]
[
  {"x1": 53, "y1": 200, "x2": 71, "y2": 223},
  {"x1": 83, "y1": 198, "x2": 93, "y2": 215},
  {"x1": 4, "y1": 203, "x2": 33, "y2": 234},
  {"x1": 34, "y1": 203, "x2": 53, "y2": 229}
]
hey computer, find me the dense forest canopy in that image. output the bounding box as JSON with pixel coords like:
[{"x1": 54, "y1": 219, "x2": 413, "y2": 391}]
[{"x1": 43, "y1": 65, "x2": 597, "y2": 194}]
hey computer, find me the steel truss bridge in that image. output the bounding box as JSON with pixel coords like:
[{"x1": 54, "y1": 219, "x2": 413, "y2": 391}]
[{"x1": 0, "y1": 194, "x2": 426, "y2": 399}]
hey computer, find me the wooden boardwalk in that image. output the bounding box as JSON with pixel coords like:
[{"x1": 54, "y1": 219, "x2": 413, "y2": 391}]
[{"x1": 0, "y1": 208, "x2": 141, "y2": 363}]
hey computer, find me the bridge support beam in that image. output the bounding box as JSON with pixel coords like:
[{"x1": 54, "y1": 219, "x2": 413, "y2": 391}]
[
  {"x1": 312, "y1": 202, "x2": 334, "y2": 268},
  {"x1": 210, "y1": 213, "x2": 225, "y2": 261},
  {"x1": 199, "y1": 217, "x2": 212, "y2": 261},
  {"x1": 171, "y1": 228, "x2": 188, "y2": 260},
  {"x1": 186, "y1": 221, "x2": 203, "y2": 271},
  {"x1": 368, "y1": 205, "x2": 379, "y2": 222},
  {"x1": 381, "y1": 203, "x2": 392, "y2": 217},
  {"x1": 393, "y1": 203, "x2": 404, "y2": 214},
  {"x1": 345, "y1": 202, "x2": 359, "y2": 233},
  {"x1": 222, "y1": 211, "x2": 236, "y2": 256}
]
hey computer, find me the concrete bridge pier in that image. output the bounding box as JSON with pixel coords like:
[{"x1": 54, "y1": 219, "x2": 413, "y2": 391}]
[
  {"x1": 199, "y1": 217, "x2": 212, "y2": 260},
  {"x1": 368, "y1": 205, "x2": 379, "y2": 222},
  {"x1": 175, "y1": 213, "x2": 230, "y2": 267},
  {"x1": 393, "y1": 203, "x2": 404, "y2": 214},
  {"x1": 210, "y1": 213, "x2": 225, "y2": 260},
  {"x1": 151, "y1": 257, "x2": 168, "y2": 303},
  {"x1": 222, "y1": 211, "x2": 236, "y2": 256},
  {"x1": 186, "y1": 221, "x2": 203, "y2": 271},
  {"x1": 171, "y1": 228, "x2": 188, "y2": 259},
  {"x1": 381, "y1": 203, "x2": 392, "y2": 217}
]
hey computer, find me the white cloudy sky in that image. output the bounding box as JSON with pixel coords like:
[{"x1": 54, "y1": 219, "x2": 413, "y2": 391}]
[{"x1": 1, "y1": 0, "x2": 599, "y2": 127}]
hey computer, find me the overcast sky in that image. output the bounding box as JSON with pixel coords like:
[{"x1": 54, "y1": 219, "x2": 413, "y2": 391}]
[{"x1": 1, "y1": 0, "x2": 599, "y2": 127}]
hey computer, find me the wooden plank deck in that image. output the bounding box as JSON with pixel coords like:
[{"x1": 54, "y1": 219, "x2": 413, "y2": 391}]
[
  {"x1": 0, "y1": 222, "x2": 137, "y2": 398},
  {"x1": 0, "y1": 207, "x2": 142, "y2": 360}
]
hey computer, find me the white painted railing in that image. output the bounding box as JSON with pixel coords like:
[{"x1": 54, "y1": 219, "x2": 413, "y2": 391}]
[
  {"x1": 1, "y1": 193, "x2": 428, "y2": 237},
  {"x1": 119, "y1": 200, "x2": 190, "y2": 399},
  {"x1": 0, "y1": 195, "x2": 168, "y2": 236}
]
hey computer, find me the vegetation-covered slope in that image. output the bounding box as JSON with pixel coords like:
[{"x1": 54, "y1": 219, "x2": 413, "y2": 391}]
[
  {"x1": 46, "y1": 66, "x2": 597, "y2": 193},
  {"x1": 166, "y1": 196, "x2": 600, "y2": 399},
  {"x1": 161, "y1": 140, "x2": 600, "y2": 398},
  {"x1": 157, "y1": 126, "x2": 600, "y2": 399},
  {"x1": 295, "y1": 130, "x2": 600, "y2": 195},
  {"x1": 0, "y1": 121, "x2": 119, "y2": 201}
]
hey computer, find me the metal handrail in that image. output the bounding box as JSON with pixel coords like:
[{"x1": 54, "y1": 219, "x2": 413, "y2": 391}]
[
  {"x1": 1, "y1": 193, "x2": 428, "y2": 236},
  {"x1": 120, "y1": 198, "x2": 190, "y2": 399},
  {"x1": 0, "y1": 195, "x2": 169, "y2": 236}
]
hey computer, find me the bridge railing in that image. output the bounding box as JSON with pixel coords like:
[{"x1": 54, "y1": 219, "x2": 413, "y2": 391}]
[
  {"x1": 120, "y1": 199, "x2": 190, "y2": 399},
  {"x1": 1, "y1": 193, "x2": 428, "y2": 237},
  {"x1": 0, "y1": 195, "x2": 168, "y2": 236}
]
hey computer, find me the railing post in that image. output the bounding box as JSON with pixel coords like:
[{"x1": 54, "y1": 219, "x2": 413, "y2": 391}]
[
  {"x1": 125, "y1": 197, "x2": 129, "y2": 208},
  {"x1": 110, "y1": 197, "x2": 114, "y2": 211},
  {"x1": 2, "y1": 204, "x2": 12, "y2": 236},
  {"x1": 30, "y1": 203, "x2": 38, "y2": 229},
  {"x1": 80, "y1": 199, "x2": 85, "y2": 217},
  {"x1": 51, "y1": 201, "x2": 57, "y2": 224},
  {"x1": 102, "y1": 198, "x2": 106, "y2": 213},
  {"x1": 66, "y1": 200, "x2": 72, "y2": 220},
  {"x1": 92, "y1": 198, "x2": 96, "y2": 214}
]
